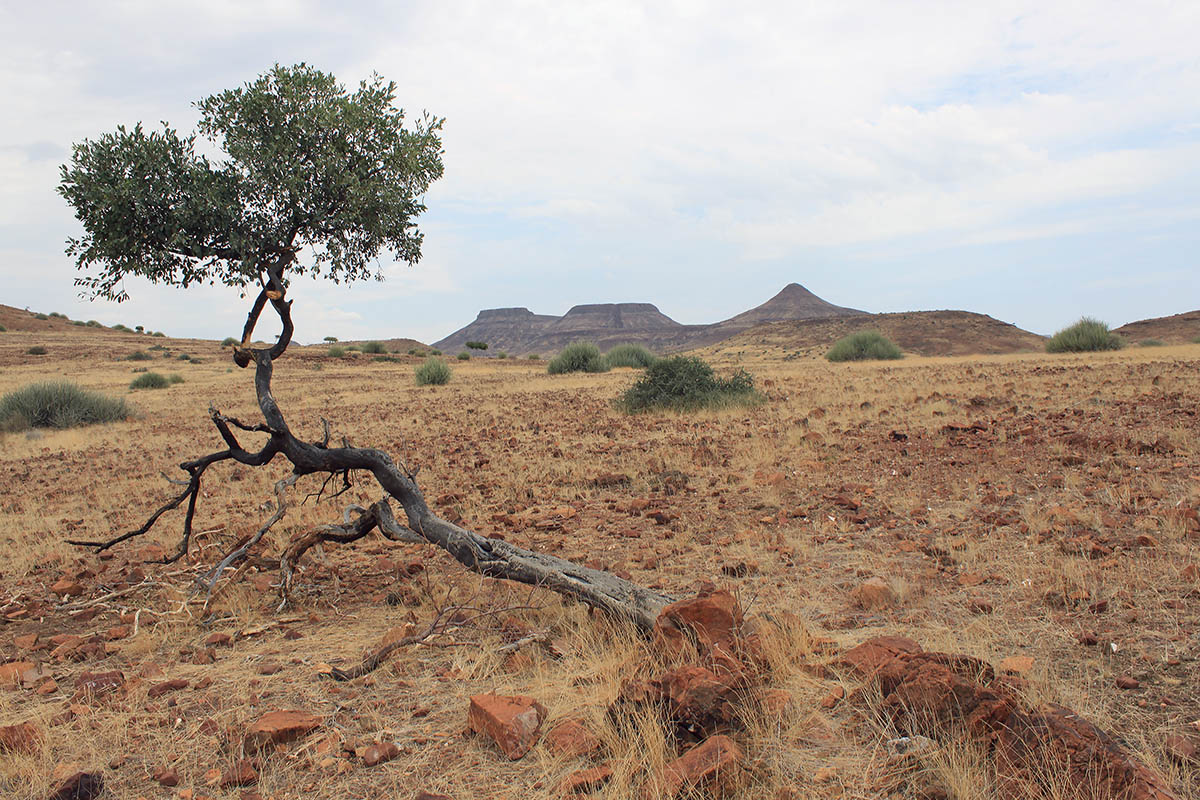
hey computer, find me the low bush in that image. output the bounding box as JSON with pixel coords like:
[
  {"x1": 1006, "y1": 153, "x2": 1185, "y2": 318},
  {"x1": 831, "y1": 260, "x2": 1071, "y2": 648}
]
[
  {"x1": 826, "y1": 330, "x2": 903, "y2": 362},
  {"x1": 50, "y1": 312, "x2": 67, "y2": 319},
  {"x1": 465, "y1": 340, "x2": 488, "y2": 350},
  {"x1": 85, "y1": 320, "x2": 100, "y2": 327},
  {"x1": 361, "y1": 341, "x2": 387, "y2": 354},
  {"x1": 327, "y1": 346, "x2": 346, "y2": 358},
  {"x1": 151, "y1": 331, "x2": 165, "y2": 337},
  {"x1": 0, "y1": 325, "x2": 6, "y2": 332},
  {"x1": 431, "y1": 349, "x2": 442, "y2": 356},
  {"x1": 1138, "y1": 339, "x2": 1165, "y2": 347},
  {"x1": 1046, "y1": 317, "x2": 1124, "y2": 353},
  {"x1": 548, "y1": 341, "x2": 609, "y2": 374},
  {"x1": 527, "y1": 354, "x2": 540, "y2": 360},
  {"x1": 605, "y1": 343, "x2": 657, "y2": 369},
  {"x1": 496, "y1": 351, "x2": 508, "y2": 359},
  {"x1": 0, "y1": 381, "x2": 130, "y2": 431},
  {"x1": 71, "y1": 320, "x2": 85, "y2": 326},
  {"x1": 168, "y1": 373, "x2": 185, "y2": 384},
  {"x1": 415, "y1": 357, "x2": 452, "y2": 385},
  {"x1": 34, "y1": 313, "x2": 49, "y2": 320},
  {"x1": 619, "y1": 356, "x2": 759, "y2": 413},
  {"x1": 457, "y1": 351, "x2": 470, "y2": 360},
  {"x1": 372, "y1": 355, "x2": 401, "y2": 363},
  {"x1": 26, "y1": 346, "x2": 47, "y2": 355},
  {"x1": 177, "y1": 353, "x2": 191, "y2": 361},
  {"x1": 1192, "y1": 335, "x2": 1200, "y2": 344},
  {"x1": 129, "y1": 372, "x2": 171, "y2": 390},
  {"x1": 221, "y1": 337, "x2": 239, "y2": 346},
  {"x1": 113, "y1": 324, "x2": 133, "y2": 332},
  {"x1": 124, "y1": 351, "x2": 152, "y2": 361}
]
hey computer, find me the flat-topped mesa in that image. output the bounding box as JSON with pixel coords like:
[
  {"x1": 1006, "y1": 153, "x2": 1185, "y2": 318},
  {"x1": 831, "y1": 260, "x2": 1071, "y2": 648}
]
[
  {"x1": 475, "y1": 307, "x2": 544, "y2": 321},
  {"x1": 549, "y1": 303, "x2": 684, "y2": 333},
  {"x1": 432, "y1": 307, "x2": 557, "y2": 353}
]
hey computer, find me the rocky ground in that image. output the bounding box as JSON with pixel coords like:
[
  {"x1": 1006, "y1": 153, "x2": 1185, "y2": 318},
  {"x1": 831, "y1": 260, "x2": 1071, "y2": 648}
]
[{"x1": 0, "y1": 328, "x2": 1197, "y2": 799}]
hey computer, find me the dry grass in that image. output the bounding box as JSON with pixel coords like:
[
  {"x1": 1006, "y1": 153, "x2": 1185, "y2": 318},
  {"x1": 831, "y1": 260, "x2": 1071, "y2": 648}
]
[{"x1": 0, "y1": 330, "x2": 1197, "y2": 798}]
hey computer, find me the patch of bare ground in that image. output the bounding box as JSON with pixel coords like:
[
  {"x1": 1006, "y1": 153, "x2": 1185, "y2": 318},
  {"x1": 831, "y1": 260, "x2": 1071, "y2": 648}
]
[{"x1": 1, "y1": 339, "x2": 1198, "y2": 799}]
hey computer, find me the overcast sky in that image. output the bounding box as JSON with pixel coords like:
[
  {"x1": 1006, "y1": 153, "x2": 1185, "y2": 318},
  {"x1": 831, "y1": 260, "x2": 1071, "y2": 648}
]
[{"x1": 3, "y1": 1, "x2": 1198, "y2": 343}]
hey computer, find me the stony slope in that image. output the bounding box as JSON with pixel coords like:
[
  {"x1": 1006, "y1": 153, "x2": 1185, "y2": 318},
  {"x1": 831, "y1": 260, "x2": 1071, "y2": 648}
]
[
  {"x1": 712, "y1": 282, "x2": 866, "y2": 330},
  {"x1": 1113, "y1": 310, "x2": 1200, "y2": 344}
]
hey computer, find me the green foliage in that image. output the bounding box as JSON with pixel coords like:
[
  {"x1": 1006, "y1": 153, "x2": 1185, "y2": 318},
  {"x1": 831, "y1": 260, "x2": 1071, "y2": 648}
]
[
  {"x1": 547, "y1": 341, "x2": 609, "y2": 374},
  {"x1": 431, "y1": 349, "x2": 442, "y2": 356},
  {"x1": 112, "y1": 324, "x2": 133, "y2": 332},
  {"x1": 361, "y1": 341, "x2": 387, "y2": 354},
  {"x1": 457, "y1": 351, "x2": 470, "y2": 360},
  {"x1": 826, "y1": 330, "x2": 903, "y2": 362},
  {"x1": 177, "y1": 353, "x2": 192, "y2": 361},
  {"x1": 168, "y1": 373, "x2": 185, "y2": 384},
  {"x1": 151, "y1": 331, "x2": 165, "y2": 337},
  {"x1": 465, "y1": 340, "x2": 488, "y2": 350},
  {"x1": 324, "y1": 336, "x2": 339, "y2": 342},
  {"x1": 26, "y1": 346, "x2": 47, "y2": 355},
  {"x1": 124, "y1": 350, "x2": 152, "y2": 361},
  {"x1": 71, "y1": 320, "x2": 85, "y2": 326},
  {"x1": 59, "y1": 63, "x2": 445, "y2": 303},
  {"x1": 1138, "y1": 339, "x2": 1165, "y2": 347},
  {"x1": 604, "y1": 343, "x2": 657, "y2": 369},
  {"x1": 34, "y1": 313, "x2": 49, "y2": 320},
  {"x1": 1046, "y1": 318, "x2": 1124, "y2": 353},
  {"x1": 85, "y1": 320, "x2": 100, "y2": 327},
  {"x1": 526, "y1": 353, "x2": 541, "y2": 360},
  {"x1": 496, "y1": 351, "x2": 507, "y2": 359},
  {"x1": 0, "y1": 325, "x2": 6, "y2": 332},
  {"x1": 135, "y1": 325, "x2": 144, "y2": 333},
  {"x1": 129, "y1": 372, "x2": 171, "y2": 389},
  {"x1": 50, "y1": 312, "x2": 68, "y2": 319},
  {"x1": 0, "y1": 381, "x2": 130, "y2": 432},
  {"x1": 415, "y1": 357, "x2": 451, "y2": 386},
  {"x1": 221, "y1": 337, "x2": 239, "y2": 346},
  {"x1": 372, "y1": 355, "x2": 401, "y2": 363},
  {"x1": 619, "y1": 356, "x2": 759, "y2": 413},
  {"x1": 327, "y1": 346, "x2": 346, "y2": 357},
  {"x1": 1191, "y1": 335, "x2": 1200, "y2": 344}
]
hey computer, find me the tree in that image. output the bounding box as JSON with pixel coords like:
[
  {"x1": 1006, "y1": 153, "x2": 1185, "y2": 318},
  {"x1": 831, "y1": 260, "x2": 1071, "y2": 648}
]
[
  {"x1": 465, "y1": 340, "x2": 489, "y2": 350},
  {"x1": 58, "y1": 64, "x2": 670, "y2": 631}
]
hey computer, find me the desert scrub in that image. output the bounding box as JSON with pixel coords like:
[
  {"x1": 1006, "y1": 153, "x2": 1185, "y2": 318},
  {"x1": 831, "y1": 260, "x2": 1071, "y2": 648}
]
[
  {"x1": 124, "y1": 350, "x2": 152, "y2": 361},
  {"x1": 221, "y1": 336, "x2": 239, "y2": 346},
  {"x1": 327, "y1": 346, "x2": 346, "y2": 357},
  {"x1": 826, "y1": 330, "x2": 903, "y2": 362},
  {"x1": 548, "y1": 341, "x2": 609, "y2": 374},
  {"x1": 26, "y1": 346, "x2": 48, "y2": 355},
  {"x1": 415, "y1": 357, "x2": 452, "y2": 385},
  {"x1": 33, "y1": 312, "x2": 49, "y2": 320},
  {"x1": 1046, "y1": 317, "x2": 1124, "y2": 353},
  {"x1": 0, "y1": 381, "x2": 130, "y2": 431},
  {"x1": 457, "y1": 351, "x2": 471, "y2": 360},
  {"x1": 605, "y1": 343, "x2": 657, "y2": 369},
  {"x1": 1137, "y1": 339, "x2": 1165, "y2": 347},
  {"x1": 619, "y1": 356, "x2": 759, "y2": 412},
  {"x1": 361, "y1": 341, "x2": 387, "y2": 354},
  {"x1": 129, "y1": 372, "x2": 173, "y2": 390}
]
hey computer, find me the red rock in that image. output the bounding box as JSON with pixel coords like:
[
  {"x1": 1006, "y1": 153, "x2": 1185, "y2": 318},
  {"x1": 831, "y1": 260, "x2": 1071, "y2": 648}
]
[
  {"x1": 840, "y1": 636, "x2": 922, "y2": 676},
  {"x1": 147, "y1": 678, "x2": 189, "y2": 698},
  {"x1": 0, "y1": 721, "x2": 42, "y2": 755},
  {"x1": 653, "y1": 665, "x2": 741, "y2": 735},
  {"x1": 51, "y1": 579, "x2": 85, "y2": 597},
  {"x1": 1165, "y1": 734, "x2": 1197, "y2": 764},
  {"x1": 653, "y1": 734, "x2": 743, "y2": 798},
  {"x1": 851, "y1": 577, "x2": 897, "y2": 610},
  {"x1": 47, "y1": 771, "x2": 104, "y2": 800},
  {"x1": 14, "y1": 633, "x2": 38, "y2": 650},
  {"x1": 244, "y1": 710, "x2": 321, "y2": 751},
  {"x1": 653, "y1": 588, "x2": 744, "y2": 663},
  {"x1": 967, "y1": 596, "x2": 994, "y2": 614},
  {"x1": 415, "y1": 793, "x2": 453, "y2": 800},
  {"x1": 204, "y1": 632, "x2": 233, "y2": 647},
  {"x1": 220, "y1": 760, "x2": 257, "y2": 788},
  {"x1": 0, "y1": 660, "x2": 34, "y2": 686},
  {"x1": 73, "y1": 670, "x2": 125, "y2": 700},
  {"x1": 1115, "y1": 675, "x2": 1140, "y2": 690},
  {"x1": 819, "y1": 686, "x2": 845, "y2": 709},
  {"x1": 544, "y1": 718, "x2": 602, "y2": 758},
  {"x1": 558, "y1": 764, "x2": 613, "y2": 794},
  {"x1": 153, "y1": 767, "x2": 180, "y2": 786},
  {"x1": 466, "y1": 694, "x2": 547, "y2": 759},
  {"x1": 362, "y1": 742, "x2": 401, "y2": 766}
]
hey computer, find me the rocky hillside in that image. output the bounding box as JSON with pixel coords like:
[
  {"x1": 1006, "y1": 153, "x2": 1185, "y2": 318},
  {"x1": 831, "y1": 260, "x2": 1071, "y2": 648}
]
[
  {"x1": 1113, "y1": 309, "x2": 1200, "y2": 344},
  {"x1": 700, "y1": 310, "x2": 1046, "y2": 358},
  {"x1": 432, "y1": 283, "x2": 868, "y2": 356}
]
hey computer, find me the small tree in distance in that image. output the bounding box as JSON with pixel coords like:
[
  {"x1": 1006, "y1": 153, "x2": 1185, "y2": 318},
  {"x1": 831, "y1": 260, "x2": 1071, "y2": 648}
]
[
  {"x1": 56, "y1": 64, "x2": 671, "y2": 629},
  {"x1": 464, "y1": 340, "x2": 488, "y2": 350}
]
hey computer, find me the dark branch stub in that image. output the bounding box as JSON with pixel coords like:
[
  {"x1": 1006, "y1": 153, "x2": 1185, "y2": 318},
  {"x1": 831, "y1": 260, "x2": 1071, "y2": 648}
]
[{"x1": 71, "y1": 290, "x2": 675, "y2": 631}]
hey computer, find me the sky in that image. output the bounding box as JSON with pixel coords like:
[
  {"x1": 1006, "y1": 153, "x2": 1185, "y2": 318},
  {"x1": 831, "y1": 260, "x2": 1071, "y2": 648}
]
[{"x1": 2, "y1": 0, "x2": 1198, "y2": 343}]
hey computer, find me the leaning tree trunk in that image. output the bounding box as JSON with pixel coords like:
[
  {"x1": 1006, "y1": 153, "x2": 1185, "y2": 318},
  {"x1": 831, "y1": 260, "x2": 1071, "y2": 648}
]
[{"x1": 69, "y1": 282, "x2": 674, "y2": 631}]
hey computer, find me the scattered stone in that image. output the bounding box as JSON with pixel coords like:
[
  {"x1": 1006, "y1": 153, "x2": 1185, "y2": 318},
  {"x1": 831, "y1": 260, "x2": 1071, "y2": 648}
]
[
  {"x1": 50, "y1": 579, "x2": 85, "y2": 597},
  {"x1": 466, "y1": 694, "x2": 547, "y2": 759},
  {"x1": 840, "y1": 636, "x2": 922, "y2": 676},
  {"x1": 654, "y1": 734, "x2": 743, "y2": 798},
  {"x1": 153, "y1": 767, "x2": 180, "y2": 787},
  {"x1": 653, "y1": 588, "x2": 745, "y2": 665},
  {"x1": 415, "y1": 793, "x2": 453, "y2": 800},
  {"x1": 1115, "y1": 675, "x2": 1140, "y2": 690},
  {"x1": 204, "y1": 632, "x2": 233, "y2": 648},
  {"x1": 244, "y1": 710, "x2": 321, "y2": 751},
  {"x1": 147, "y1": 678, "x2": 189, "y2": 698},
  {"x1": 0, "y1": 660, "x2": 35, "y2": 686},
  {"x1": 1165, "y1": 734, "x2": 1197, "y2": 764},
  {"x1": 362, "y1": 742, "x2": 401, "y2": 766},
  {"x1": 819, "y1": 686, "x2": 845, "y2": 709},
  {"x1": 0, "y1": 721, "x2": 42, "y2": 755},
  {"x1": 851, "y1": 577, "x2": 898, "y2": 610},
  {"x1": 14, "y1": 633, "x2": 39, "y2": 650},
  {"x1": 558, "y1": 764, "x2": 613, "y2": 794},
  {"x1": 544, "y1": 718, "x2": 602, "y2": 758},
  {"x1": 653, "y1": 664, "x2": 741, "y2": 735},
  {"x1": 967, "y1": 596, "x2": 994, "y2": 614},
  {"x1": 73, "y1": 670, "x2": 125, "y2": 701},
  {"x1": 220, "y1": 759, "x2": 258, "y2": 788}
]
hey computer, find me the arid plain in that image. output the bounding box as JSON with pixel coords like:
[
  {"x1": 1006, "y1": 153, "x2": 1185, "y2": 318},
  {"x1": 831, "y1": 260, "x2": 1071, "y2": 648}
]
[{"x1": 1, "y1": 323, "x2": 1198, "y2": 799}]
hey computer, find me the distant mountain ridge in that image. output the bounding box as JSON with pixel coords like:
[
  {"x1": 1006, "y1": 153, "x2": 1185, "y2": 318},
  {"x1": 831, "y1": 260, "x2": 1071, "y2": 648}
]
[{"x1": 432, "y1": 283, "x2": 866, "y2": 355}]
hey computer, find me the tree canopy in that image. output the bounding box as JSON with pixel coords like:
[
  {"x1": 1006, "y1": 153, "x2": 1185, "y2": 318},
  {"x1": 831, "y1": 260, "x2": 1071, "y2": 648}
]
[{"x1": 58, "y1": 63, "x2": 444, "y2": 303}]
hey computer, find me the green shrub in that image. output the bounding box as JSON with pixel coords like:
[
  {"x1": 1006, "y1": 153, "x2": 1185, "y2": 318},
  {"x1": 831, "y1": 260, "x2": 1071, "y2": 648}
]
[
  {"x1": 548, "y1": 341, "x2": 609, "y2": 374},
  {"x1": 465, "y1": 340, "x2": 488, "y2": 350},
  {"x1": 71, "y1": 320, "x2": 85, "y2": 326},
  {"x1": 26, "y1": 346, "x2": 47, "y2": 355},
  {"x1": 49, "y1": 312, "x2": 67, "y2": 319},
  {"x1": 33, "y1": 313, "x2": 49, "y2": 320},
  {"x1": 372, "y1": 355, "x2": 401, "y2": 363},
  {"x1": 149, "y1": 344, "x2": 166, "y2": 351},
  {"x1": 0, "y1": 381, "x2": 130, "y2": 431},
  {"x1": 327, "y1": 346, "x2": 346, "y2": 358},
  {"x1": 361, "y1": 341, "x2": 387, "y2": 354},
  {"x1": 1138, "y1": 339, "x2": 1165, "y2": 347},
  {"x1": 151, "y1": 331, "x2": 166, "y2": 337},
  {"x1": 85, "y1": 320, "x2": 100, "y2": 327},
  {"x1": 431, "y1": 349, "x2": 442, "y2": 356},
  {"x1": 527, "y1": 353, "x2": 540, "y2": 360},
  {"x1": 221, "y1": 337, "x2": 239, "y2": 346},
  {"x1": 1191, "y1": 335, "x2": 1200, "y2": 344},
  {"x1": 124, "y1": 351, "x2": 152, "y2": 361},
  {"x1": 620, "y1": 356, "x2": 759, "y2": 413},
  {"x1": 407, "y1": 348, "x2": 418, "y2": 355},
  {"x1": 605, "y1": 343, "x2": 657, "y2": 369},
  {"x1": 323, "y1": 336, "x2": 338, "y2": 343},
  {"x1": 415, "y1": 357, "x2": 452, "y2": 385},
  {"x1": 113, "y1": 324, "x2": 133, "y2": 332},
  {"x1": 0, "y1": 325, "x2": 6, "y2": 332},
  {"x1": 1046, "y1": 317, "x2": 1124, "y2": 353},
  {"x1": 129, "y1": 372, "x2": 171, "y2": 390},
  {"x1": 177, "y1": 353, "x2": 191, "y2": 361},
  {"x1": 135, "y1": 325, "x2": 144, "y2": 333},
  {"x1": 496, "y1": 351, "x2": 508, "y2": 359},
  {"x1": 826, "y1": 330, "x2": 903, "y2": 362},
  {"x1": 457, "y1": 351, "x2": 470, "y2": 360},
  {"x1": 168, "y1": 373, "x2": 185, "y2": 384}
]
